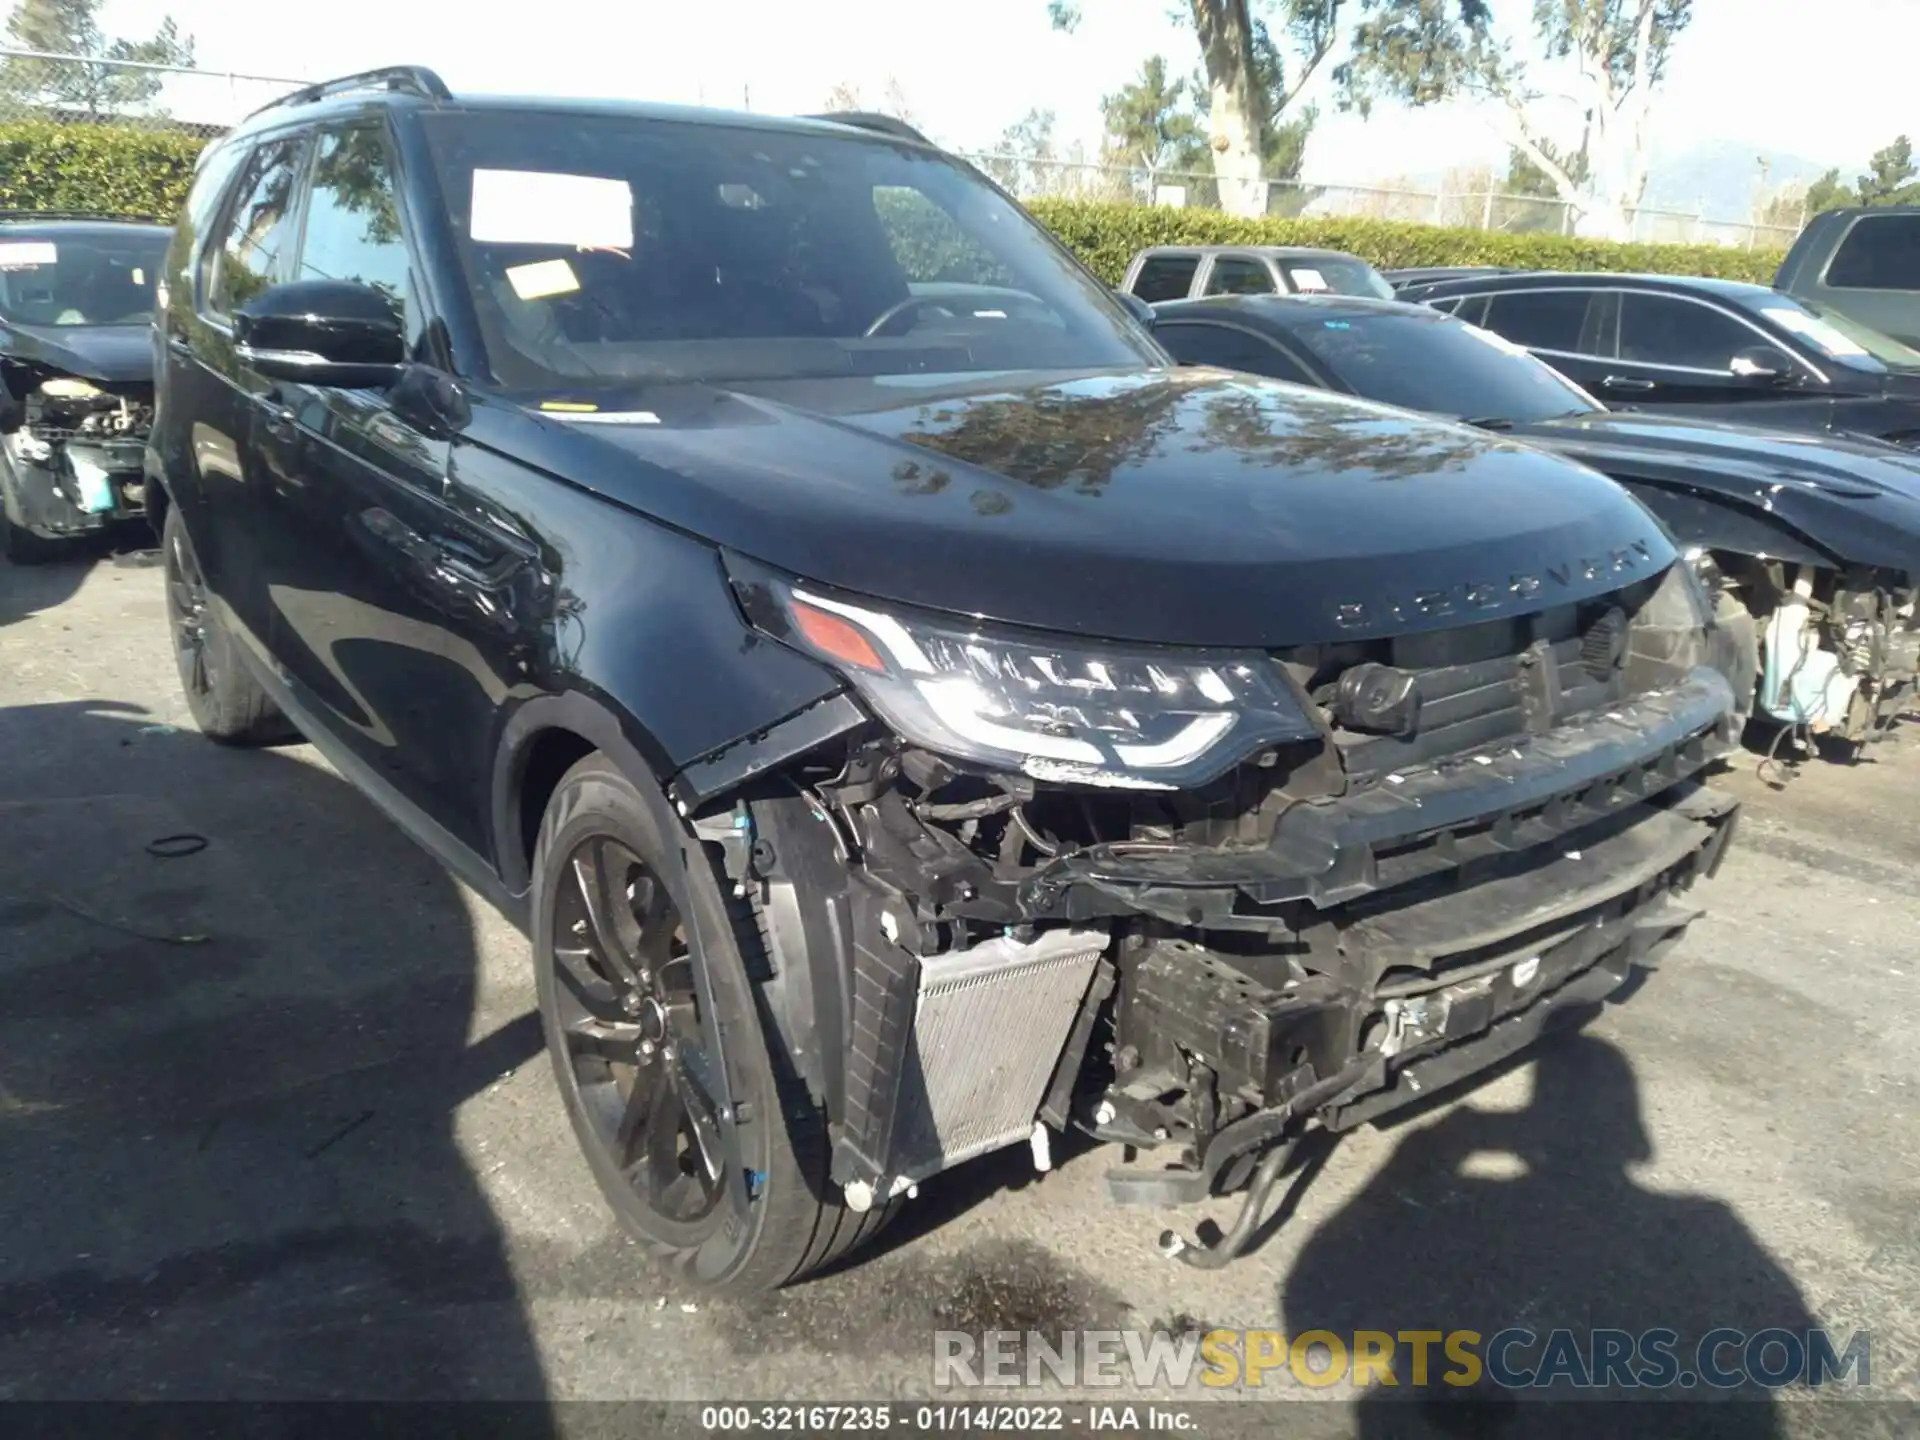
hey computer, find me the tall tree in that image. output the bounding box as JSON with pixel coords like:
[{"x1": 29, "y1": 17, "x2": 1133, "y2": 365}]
[
  {"x1": 1100, "y1": 56, "x2": 1202, "y2": 183},
  {"x1": 1337, "y1": 0, "x2": 1692, "y2": 239},
  {"x1": 977, "y1": 107, "x2": 1060, "y2": 195},
  {"x1": 1855, "y1": 135, "x2": 1920, "y2": 207},
  {"x1": 1801, "y1": 168, "x2": 1854, "y2": 215},
  {"x1": 0, "y1": 0, "x2": 194, "y2": 117},
  {"x1": 1506, "y1": 138, "x2": 1589, "y2": 198},
  {"x1": 1053, "y1": 1, "x2": 1341, "y2": 217}
]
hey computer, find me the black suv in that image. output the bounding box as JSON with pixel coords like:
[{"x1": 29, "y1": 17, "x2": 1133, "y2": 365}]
[
  {"x1": 150, "y1": 67, "x2": 1744, "y2": 1292},
  {"x1": 0, "y1": 213, "x2": 170, "y2": 561}
]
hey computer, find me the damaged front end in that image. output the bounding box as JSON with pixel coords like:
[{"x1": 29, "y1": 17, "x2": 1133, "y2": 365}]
[
  {"x1": 679, "y1": 554, "x2": 1741, "y2": 1265},
  {"x1": 1723, "y1": 553, "x2": 1920, "y2": 745},
  {"x1": 1, "y1": 369, "x2": 153, "y2": 544}
]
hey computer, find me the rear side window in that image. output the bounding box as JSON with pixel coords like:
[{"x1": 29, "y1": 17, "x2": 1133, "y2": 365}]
[
  {"x1": 1202, "y1": 256, "x2": 1274, "y2": 296},
  {"x1": 1130, "y1": 254, "x2": 1199, "y2": 302},
  {"x1": 1155, "y1": 321, "x2": 1316, "y2": 383},
  {"x1": 1826, "y1": 214, "x2": 1920, "y2": 290},
  {"x1": 1482, "y1": 290, "x2": 1592, "y2": 351},
  {"x1": 202, "y1": 135, "x2": 305, "y2": 318},
  {"x1": 1618, "y1": 295, "x2": 1755, "y2": 371}
]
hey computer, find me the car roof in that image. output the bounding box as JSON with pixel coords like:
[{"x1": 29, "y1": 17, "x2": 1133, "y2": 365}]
[
  {"x1": 1154, "y1": 295, "x2": 1451, "y2": 342},
  {"x1": 1138, "y1": 244, "x2": 1368, "y2": 261},
  {"x1": 1407, "y1": 269, "x2": 1779, "y2": 304},
  {"x1": 226, "y1": 80, "x2": 944, "y2": 151},
  {"x1": 1156, "y1": 293, "x2": 1435, "y2": 324}
]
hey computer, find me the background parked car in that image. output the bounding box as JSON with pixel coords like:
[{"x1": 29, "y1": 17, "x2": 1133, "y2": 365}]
[
  {"x1": 1122, "y1": 244, "x2": 1394, "y2": 303},
  {"x1": 0, "y1": 212, "x2": 169, "y2": 562},
  {"x1": 1382, "y1": 264, "x2": 1518, "y2": 291},
  {"x1": 1775, "y1": 205, "x2": 1920, "y2": 350},
  {"x1": 1152, "y1": 292, "x2": 1920, "y2": 748},
  {"x1": 1394, "y1": 269, "x2": 1920, "y2": 448}
]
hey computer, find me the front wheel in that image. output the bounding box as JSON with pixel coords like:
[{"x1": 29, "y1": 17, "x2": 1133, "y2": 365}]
[
  {"x1": 162, "y1": 504, "x2": 296, "y2": 745},
  {"x1": 530, "y1": 752, "x2": 891, "y2": 1291}
]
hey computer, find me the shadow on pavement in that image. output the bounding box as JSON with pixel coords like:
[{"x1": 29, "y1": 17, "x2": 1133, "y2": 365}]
[
  {"x1": 0, "y1": 534, "x2": 112, "y2": 629},
  {"x1": 0, "y1": 699, "x2": 548, "y2": 1405},
  {"x1": 1280, "y1": 1029, "x2": 1822, "y2": 1438}
]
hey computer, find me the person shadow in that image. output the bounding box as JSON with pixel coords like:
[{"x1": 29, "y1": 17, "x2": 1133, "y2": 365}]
[
  {"x1": 1279, "y1": 1029, "x2": 1823, "y2": 1439},
  {"x1": 0, "y1": 698, "x2": 550, "y2": 1410}
]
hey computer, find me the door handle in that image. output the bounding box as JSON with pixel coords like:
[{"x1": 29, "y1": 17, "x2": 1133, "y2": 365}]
[
  {"x1": 261, "y1": 386, "x2": 297, "y2": 436},
  {"x1": 165, "y1": 334, "x2": 191, "y2": 357},
  {"x1": 1601, "y1": 375, "x2": 1657, "y2": 393}
]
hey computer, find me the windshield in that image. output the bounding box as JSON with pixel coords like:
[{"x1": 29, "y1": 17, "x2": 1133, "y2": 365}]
[
  {"x1": 1284, "y1": 256, "x2": 1395, "y2": 300},
  {"x1": 0, "y1": 229, "x2": 168, "y2": 327},
  {"x1": 1276, "y1": 308, "x2": 1600, "y2": 422},
  {"x1": 419, "y1": 111, "x2": 1163, "y2": 388},
  {"x1": 1747, "y1": 293, "x2": 1920, "y2": 372}
]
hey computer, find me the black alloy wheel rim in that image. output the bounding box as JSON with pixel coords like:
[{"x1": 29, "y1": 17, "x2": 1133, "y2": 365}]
[
  {"x1": 166, "y1": 524, "x2": 214, "y2": 698},
  {"x1": 551, "y1": 836, "x2": 726, "y2": 1226}
]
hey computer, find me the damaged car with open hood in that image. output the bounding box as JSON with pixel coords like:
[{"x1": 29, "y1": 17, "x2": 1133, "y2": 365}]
[
  {"x1": 1151, "y1": 293, "x2": 1920, "y2": 754},
  {"x1": 0, "y1": 214, "x2": 167, "y2": 562},
  {"x1": 150, "y1": 70, "x2": 1748, "y2": 1292}
]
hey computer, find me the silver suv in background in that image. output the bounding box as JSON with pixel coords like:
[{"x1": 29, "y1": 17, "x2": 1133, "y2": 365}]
[{"x1": 1122, "y1": 244, "x2": 1394, "y2": 304}]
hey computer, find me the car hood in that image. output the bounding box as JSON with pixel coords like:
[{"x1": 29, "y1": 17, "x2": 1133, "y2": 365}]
[
  {"x1": 1518, "y1": 408, "x2": 1920, "y2": 570},
  {"x1": 1, "y1": 321, "x2": 152, "y2": 384},
  {"x1": 470, "y1": 368, "x2": 1674, "y2": 649}
]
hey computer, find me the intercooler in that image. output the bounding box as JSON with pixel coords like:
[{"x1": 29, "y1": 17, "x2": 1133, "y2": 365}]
[{"x1": 882, "y1": 928, "x2": 1107, "y2": 1184}]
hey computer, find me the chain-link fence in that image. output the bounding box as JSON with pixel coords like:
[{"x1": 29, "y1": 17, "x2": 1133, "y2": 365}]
[
  {"x1": 0, "y1": 48, "x2": 302, "y2": 139},
  {"x1": 956, "y1": 150, "x2": 1806, "y2": 250},
  {"x1": 0, "y1": 52, "x2": 1804, "y2": 248}
]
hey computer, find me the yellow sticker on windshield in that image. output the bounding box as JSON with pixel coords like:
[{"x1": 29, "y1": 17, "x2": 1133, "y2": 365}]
[{"x1": 506, "y1": 258, "x2": 581, "y2": 301}]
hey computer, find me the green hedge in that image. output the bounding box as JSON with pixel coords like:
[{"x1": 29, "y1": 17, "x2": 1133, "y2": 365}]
[
  {"x1": 0, "y1": 121, "x2": 1787, "y2": 287},
  {"x1": 1026, "y1": 199, "x2": 1787, "y2": 285},
  {"x1": 0, "y1": 120, "x2": 204, "y2": 219}
]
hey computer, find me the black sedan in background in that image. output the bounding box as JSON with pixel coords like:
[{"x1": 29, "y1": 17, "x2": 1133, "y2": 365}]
[
  {"x1": 1389, "y1": 270, "x2": 1920, "y2": 448},
  {"x1": 1152, "y1": 293, "x2": 1920, "y2": 747}
]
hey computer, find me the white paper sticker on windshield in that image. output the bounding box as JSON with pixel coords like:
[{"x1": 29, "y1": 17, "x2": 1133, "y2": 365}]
[
  {"x1": 1459, "y1": 321, "x2": 1529, "y2": 357},
  {"x1": 470, "y1": 170, "x2": 634, "y2": 249},
  {"x1": 505, "y1": 258, "x2": 581, "y2": 300},
  {"x1": 1760, "y1": 306, "x2": 1868, "y2": 358},
  {"x1": 1288, "y1": 267, "x2": 1330, "y2": 293},
  {"x1": 0, "y1": 241, "x2": 56, "y2": 269}
]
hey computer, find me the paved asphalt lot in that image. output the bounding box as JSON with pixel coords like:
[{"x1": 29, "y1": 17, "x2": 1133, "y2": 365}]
[{"x1": 2, "y1": 534, "x2": 1916, "y2": 1437}]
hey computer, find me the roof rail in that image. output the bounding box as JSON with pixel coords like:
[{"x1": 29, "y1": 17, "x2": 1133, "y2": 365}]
[
  {"x1": 246, "y1": 65, "x2": 451, "y2": 122},
  {"x1": 802, "y1": 111, "x2": 930, "y2": 145}
]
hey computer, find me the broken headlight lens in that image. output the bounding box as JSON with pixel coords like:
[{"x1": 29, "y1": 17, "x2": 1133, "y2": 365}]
[{"x1": 758, "y1": 579, "x2": 1319, "y2": 789}]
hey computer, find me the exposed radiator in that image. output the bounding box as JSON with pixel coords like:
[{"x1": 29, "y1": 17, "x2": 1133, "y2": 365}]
[{"x1": 884, "y1": 928, "x2": 1107, "y2": 1185}]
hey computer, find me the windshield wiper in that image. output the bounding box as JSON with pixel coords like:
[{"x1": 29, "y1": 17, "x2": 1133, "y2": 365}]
[{"x1": 1458, "y1": 415, "x2": 1516, "y2": 431}]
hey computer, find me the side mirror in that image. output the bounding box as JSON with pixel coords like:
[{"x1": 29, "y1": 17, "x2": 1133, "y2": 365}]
[
  {"x1": 234, "y1": 279, "x2": 405, "y2": 389},
  {"x1": 1729, "y1": 345, "x2": 1794, "y2": 385},
  {"x1": 1114, "y1": 288, "x2": 1156, "y2": 326}
]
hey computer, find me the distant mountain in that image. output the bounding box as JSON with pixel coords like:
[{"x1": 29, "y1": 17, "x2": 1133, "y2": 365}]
[{"x1": 1641, "y1": 139, "x2": 1835, "y2": 220}]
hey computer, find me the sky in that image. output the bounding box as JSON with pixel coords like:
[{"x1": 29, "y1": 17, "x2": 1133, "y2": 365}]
[{"x1": 88, "y1": 0, "x2": 1920, "y2": 188}]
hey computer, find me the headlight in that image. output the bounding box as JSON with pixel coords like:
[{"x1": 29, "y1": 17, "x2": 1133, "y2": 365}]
[
  {"x1": 40, "y1": 377, "x2": 102, "y2": 400},
  {"x1": 743, "y1": 573, "x2": 1320, "y2": 789}
]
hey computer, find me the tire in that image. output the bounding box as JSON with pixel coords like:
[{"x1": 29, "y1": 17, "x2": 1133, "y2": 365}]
[
  {"x1": 1714, "y1": 587, "x2": 1760, "y2": 735},
  {"x1": 1, "y1": 507, "x2": 69, "y2": 565},
  {"x1": 162, "y1": 504, "x2": 296, "y2": 745},
  {"x1": 531, "y1": 752, "x2": 891, "y2": 1291}
]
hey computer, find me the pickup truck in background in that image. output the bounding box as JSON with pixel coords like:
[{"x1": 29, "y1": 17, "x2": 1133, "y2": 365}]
[
  {"x1": 1122, "y1": 244, "x2": 1394, "y2": 304},
  {"x1": 1776, "y1": 206, "x2": 1920, "y2": 349}
]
